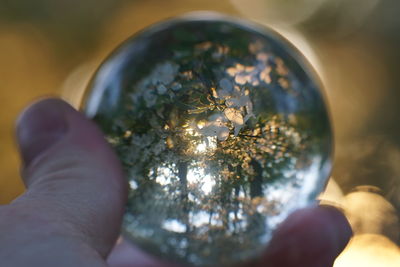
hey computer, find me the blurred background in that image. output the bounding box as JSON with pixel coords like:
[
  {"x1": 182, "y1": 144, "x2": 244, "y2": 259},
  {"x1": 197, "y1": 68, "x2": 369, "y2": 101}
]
[{"x1": 0, "y1": 0, "x2": 399, "y2": 265}]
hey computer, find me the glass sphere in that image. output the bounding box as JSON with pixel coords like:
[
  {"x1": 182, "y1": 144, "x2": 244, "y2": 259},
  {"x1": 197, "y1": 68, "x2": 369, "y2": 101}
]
[{"x1": 82, "y1": 12, "x2": 332, "y2": 266}]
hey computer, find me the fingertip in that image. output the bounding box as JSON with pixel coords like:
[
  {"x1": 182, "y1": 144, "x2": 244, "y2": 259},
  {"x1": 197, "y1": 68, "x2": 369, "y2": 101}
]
[
  {"x1": 318, "y1": 205, "x2": 353, "y2": 253},
  {"x1": 260, "y1": 205, "x2": 352, "y2": 267},
  {"x1": 16, "y1": 98, "x2": 71, "y2": 169},
  {"x1": 108, "y1": 237, "x2": 182, "y2": 267},
  {"x1": 13, "y1": 97, "x2": 128, "y2": 257}
]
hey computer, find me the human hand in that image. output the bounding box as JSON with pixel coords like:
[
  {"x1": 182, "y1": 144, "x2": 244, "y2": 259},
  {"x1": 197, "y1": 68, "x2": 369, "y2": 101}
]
[{"x1": 0, "y1": 98, "x2": 352, "y2": 267}]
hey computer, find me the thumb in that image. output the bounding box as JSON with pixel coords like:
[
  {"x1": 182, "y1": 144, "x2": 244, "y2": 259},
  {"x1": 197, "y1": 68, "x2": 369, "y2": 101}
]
[{"x1": 12, "y1": 98, "x2": 127, "y2": 257}]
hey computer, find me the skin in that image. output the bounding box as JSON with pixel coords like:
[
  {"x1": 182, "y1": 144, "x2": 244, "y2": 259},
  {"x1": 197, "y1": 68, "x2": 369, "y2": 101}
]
[{"x1": 0, "y1": 98, "x2": 352, "y2": 267}]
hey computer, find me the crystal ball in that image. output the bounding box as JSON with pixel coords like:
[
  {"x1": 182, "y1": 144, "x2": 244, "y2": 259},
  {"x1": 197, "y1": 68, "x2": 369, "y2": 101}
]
[{"x1": 82, "y1": 12, "x2": 332, "y2": 266}]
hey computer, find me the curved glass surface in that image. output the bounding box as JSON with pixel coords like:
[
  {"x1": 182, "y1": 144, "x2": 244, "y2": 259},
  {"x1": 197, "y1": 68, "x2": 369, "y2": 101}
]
[{"x1": 82, "y1": 13, "x2": 332, "y2": 266}]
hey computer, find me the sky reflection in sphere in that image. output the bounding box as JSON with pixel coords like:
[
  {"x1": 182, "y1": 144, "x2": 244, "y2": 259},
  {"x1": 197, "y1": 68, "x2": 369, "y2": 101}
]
[{"x1": 82, "y1": 12, "x2": 332, "y2": 266}]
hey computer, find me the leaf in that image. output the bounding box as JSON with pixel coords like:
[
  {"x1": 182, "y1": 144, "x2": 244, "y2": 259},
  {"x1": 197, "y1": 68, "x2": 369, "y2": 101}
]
[
  {"x1": 218, "y1": 127, "x2": 230, "y2": 141},
  {"x1": 157, "y1": 84, "x2": 167, "y2": 94},
  {"x1": 224, "y1": 108, "x2": 244, "y2": 126}
]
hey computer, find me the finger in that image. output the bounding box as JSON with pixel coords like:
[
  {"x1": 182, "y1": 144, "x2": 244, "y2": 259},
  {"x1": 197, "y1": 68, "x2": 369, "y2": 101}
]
[
  {"x1": 258, "y1": 205, "x2": 352, "y2": 267},
  {"x1": 107, "y1": 237, "x2": 183, "y2": 267},
  {"x1": 108, "y1": 206, "x2": 351, "y2": 267},
  {"x1": 12, "y1": 98, "x2": 127, "y2": 257}
]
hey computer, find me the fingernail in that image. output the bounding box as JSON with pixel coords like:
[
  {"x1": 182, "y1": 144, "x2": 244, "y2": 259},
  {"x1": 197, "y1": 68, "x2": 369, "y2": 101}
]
[{"x1": 16, "y1": 98, "x2": 69, "y2": 167}]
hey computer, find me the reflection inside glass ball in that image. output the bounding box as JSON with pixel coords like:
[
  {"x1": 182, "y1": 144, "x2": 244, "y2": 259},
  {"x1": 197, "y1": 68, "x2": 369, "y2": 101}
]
[{"x1": 82, "y1": 12, "x2": 332, "y2": 266}]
